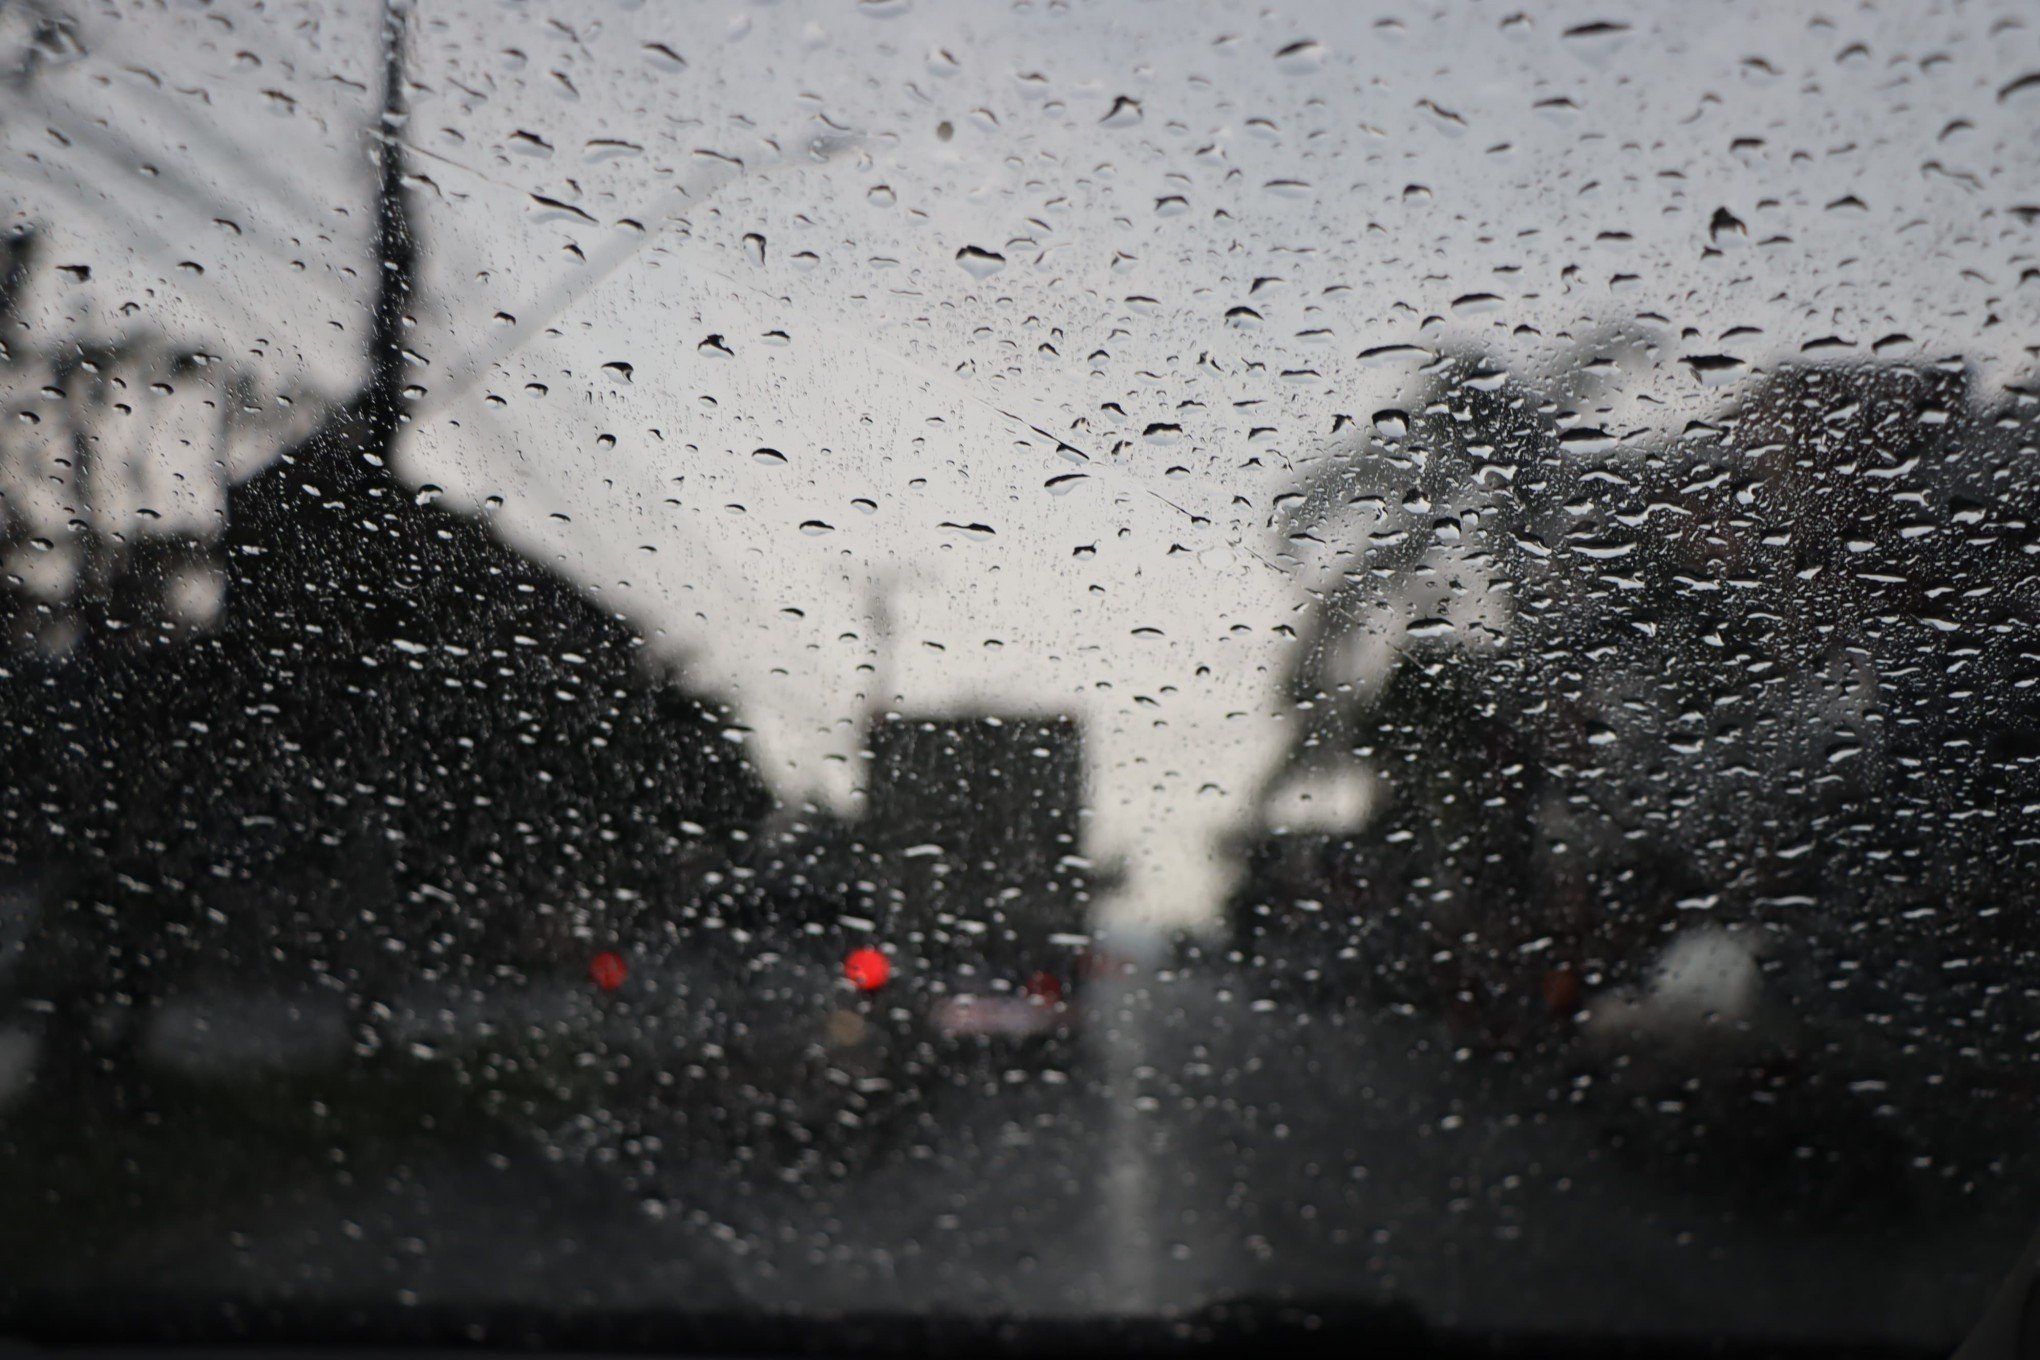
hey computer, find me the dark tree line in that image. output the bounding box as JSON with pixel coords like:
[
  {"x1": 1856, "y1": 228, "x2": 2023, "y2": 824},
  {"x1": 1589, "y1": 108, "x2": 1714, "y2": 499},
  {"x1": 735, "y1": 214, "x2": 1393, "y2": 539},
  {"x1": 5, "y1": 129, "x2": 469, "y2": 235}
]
[{"x1": 1230, "y1": 346, "x2": 2040, "y2": 1055}]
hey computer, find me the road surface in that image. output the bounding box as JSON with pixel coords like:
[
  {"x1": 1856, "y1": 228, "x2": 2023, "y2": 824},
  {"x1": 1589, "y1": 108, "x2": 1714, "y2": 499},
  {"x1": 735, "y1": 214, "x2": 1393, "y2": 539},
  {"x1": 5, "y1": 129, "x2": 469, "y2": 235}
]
[{"x1": 3, "y1": 965, "x2": 2033, "y2": 1350}]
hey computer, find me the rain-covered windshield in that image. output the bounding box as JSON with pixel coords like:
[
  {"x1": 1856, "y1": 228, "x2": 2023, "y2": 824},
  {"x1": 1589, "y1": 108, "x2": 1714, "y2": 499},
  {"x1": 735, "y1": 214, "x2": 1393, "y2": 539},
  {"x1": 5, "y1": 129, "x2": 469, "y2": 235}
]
[{"x1": 3, "y1": 1, "x2": 2039, "y2": 1353}]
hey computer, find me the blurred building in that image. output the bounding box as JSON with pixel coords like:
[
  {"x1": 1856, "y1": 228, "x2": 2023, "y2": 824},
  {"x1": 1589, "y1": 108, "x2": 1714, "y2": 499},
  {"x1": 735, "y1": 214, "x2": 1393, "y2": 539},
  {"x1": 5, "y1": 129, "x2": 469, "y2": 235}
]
[
  {"x1": 860, "y1": 714, "x2": 1095, "y2": 980},
  {"x1": 0, "y1": 49, "x2": 775, "y2": 1076}
]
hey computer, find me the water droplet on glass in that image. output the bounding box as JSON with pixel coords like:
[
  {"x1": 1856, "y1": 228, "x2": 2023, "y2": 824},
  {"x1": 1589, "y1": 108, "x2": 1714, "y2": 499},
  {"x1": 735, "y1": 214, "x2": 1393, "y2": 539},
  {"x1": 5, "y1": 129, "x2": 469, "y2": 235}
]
[
  {"x1": 1274, "y1": 38, "x2": 1325, "y2": 73},
  {"x1": 1100, "y1": 95, "x2": 1142, "y2": 127},
  {"x1": 642, "y1": 41, "x2": 687, "y2": 72},
  {"x1": 955, "y1": 246, "x2": 1006, "y2": 278}
]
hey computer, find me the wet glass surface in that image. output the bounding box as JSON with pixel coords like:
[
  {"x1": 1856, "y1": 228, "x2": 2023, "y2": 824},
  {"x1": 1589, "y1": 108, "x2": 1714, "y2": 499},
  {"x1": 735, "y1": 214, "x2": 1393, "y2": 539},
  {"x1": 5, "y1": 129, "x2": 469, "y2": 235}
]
[{"x1": 2, "y1": 1, "x2": 2039, "y2": 1353}]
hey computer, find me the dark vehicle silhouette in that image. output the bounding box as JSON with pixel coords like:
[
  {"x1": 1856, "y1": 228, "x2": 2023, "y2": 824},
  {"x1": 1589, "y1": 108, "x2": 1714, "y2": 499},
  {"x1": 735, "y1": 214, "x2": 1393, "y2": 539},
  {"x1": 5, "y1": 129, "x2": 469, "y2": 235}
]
[{"x1": 583, "y1": 713, "x2": 1098, "y2": 1175}]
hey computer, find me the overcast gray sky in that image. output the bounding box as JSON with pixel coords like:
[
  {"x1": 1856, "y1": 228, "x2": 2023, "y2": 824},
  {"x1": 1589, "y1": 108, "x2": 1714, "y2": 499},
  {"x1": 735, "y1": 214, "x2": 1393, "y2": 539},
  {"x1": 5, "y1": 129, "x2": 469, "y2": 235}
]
[{"x1": 7, "y1": 0, "x2": 2037, "y2": 929}]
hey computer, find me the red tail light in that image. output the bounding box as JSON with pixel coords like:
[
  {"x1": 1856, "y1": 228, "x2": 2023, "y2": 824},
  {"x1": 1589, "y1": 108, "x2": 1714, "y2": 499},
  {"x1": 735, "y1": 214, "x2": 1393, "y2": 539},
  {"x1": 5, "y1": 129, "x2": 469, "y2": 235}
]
[
  {"x1": 589, "y1": 949, "x2": 629, "y2": 993},
  {"x1": 1541, "y1": 964, "x2": 1582, "y2": 1017},
  {"x1": 845, "y1": 946, "x2": 891, "y2": 992},
  {"x1": 1023, "y1": 970, "x2": 1063, "y2": 1004}
]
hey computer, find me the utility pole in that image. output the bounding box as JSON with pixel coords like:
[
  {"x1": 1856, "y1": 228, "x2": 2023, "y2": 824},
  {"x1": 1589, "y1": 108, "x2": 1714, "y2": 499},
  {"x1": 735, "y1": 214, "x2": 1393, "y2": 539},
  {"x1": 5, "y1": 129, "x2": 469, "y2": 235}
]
[
  {"x1": 225, "y1": 0, "x2": 416, "y2": 542},
  {"x1": 363, "y1": 0, "x2": 416, "y2": 460},
  {"x1": 867, "y1": 569, "x2": 895, "y2": 718}
]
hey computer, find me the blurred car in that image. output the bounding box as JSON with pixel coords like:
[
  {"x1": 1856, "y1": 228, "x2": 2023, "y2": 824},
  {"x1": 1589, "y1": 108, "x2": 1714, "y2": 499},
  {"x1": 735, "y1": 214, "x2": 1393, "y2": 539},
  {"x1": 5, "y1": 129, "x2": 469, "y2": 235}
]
[{"x1": 570, "y1": 896, "x2": 1086, "y2": 1178}]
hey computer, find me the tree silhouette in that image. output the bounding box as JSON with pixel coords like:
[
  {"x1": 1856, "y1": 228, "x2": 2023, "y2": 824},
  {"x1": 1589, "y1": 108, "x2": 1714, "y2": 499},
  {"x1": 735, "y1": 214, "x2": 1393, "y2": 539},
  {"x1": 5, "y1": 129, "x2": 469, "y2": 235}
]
[{"x1": 1232, "y1": 346, "x2": 2040, "y2": 1054}]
